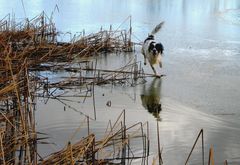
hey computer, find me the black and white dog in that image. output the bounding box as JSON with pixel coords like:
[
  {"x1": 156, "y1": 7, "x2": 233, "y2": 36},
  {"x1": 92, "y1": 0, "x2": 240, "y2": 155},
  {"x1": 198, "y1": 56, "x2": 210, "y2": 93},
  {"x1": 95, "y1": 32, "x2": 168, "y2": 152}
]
[{"x1": 141, "y1": 22, "x2": 164, "y2": 76}]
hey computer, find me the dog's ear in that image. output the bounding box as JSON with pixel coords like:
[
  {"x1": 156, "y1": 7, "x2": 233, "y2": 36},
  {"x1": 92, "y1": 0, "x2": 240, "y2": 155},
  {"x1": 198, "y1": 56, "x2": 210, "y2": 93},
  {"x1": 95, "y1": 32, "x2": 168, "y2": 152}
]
[
  {"x1": 156, "y1": 43, "x2": 164, "y2": 53},
  {"x1": 148, "y1": 42, "x2": 155, "y2": 52}
]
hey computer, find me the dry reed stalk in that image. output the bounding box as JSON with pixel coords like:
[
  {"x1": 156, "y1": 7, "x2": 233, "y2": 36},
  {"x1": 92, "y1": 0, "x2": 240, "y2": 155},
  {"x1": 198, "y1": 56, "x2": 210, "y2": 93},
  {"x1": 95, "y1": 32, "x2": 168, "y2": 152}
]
[
  {"x1": 157, "y1": 120, "x2": 163, "y2": 165},
  {"x1": 0, "y1": 111, "x2": 16, "y2": 129},
  {"x1": 224, "y1": 160, "x2": 228, "y2": 165},
  {"x1": 185, "y1": 129, "x2": 204, "y2": 165},
  {"x1": 208, "y1": 145, "x2": 214, "y2": 165},
  {"x1": 40, "y1": 134, "x2": 95, "y2": 164},
  {"x1": 0, "y1": 131, "x2": 6, "y2": 165}
]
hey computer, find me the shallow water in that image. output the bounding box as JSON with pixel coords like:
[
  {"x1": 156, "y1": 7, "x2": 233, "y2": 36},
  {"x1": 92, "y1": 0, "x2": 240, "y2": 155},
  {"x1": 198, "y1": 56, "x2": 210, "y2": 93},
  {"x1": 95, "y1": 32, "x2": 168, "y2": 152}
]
[{"x1": 1, "y1": 0, "x2": 240, "y2": 164}]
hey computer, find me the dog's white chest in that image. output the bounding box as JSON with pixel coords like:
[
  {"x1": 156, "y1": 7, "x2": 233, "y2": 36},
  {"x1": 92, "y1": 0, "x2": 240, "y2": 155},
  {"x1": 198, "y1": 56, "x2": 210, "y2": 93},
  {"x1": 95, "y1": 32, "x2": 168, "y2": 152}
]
[{"x1": 148, "y1": 54, "x2": 161, "y2": 65}]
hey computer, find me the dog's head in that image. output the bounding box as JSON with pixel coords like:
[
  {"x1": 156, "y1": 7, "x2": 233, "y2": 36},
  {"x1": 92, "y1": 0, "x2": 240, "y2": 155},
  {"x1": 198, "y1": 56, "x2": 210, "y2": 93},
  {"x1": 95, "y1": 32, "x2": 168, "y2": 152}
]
[{"x1": 148, "y1": 41, "x2": 164, "y2": 56}]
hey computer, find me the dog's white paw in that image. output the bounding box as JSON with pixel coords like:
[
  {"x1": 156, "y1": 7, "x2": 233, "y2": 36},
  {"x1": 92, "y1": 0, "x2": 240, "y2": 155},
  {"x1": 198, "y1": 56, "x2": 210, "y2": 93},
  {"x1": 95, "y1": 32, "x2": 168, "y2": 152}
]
[{"x1": 155, "y1": 74, "x2": 161, "y2": 78}]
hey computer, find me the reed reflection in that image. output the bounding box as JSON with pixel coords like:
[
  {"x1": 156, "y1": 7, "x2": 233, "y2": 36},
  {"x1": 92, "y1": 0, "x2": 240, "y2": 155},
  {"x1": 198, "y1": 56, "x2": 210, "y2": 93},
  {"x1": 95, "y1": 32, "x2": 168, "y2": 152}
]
[{"x1": 141, "y1": 78, "x2": 162, "y2": 120}]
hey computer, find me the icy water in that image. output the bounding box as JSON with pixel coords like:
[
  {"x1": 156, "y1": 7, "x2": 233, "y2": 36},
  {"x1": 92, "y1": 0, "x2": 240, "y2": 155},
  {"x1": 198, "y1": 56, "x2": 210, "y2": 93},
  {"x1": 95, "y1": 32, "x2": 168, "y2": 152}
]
[{"x1": 1, "y1": 0, "x2": 240, "y2": 164}]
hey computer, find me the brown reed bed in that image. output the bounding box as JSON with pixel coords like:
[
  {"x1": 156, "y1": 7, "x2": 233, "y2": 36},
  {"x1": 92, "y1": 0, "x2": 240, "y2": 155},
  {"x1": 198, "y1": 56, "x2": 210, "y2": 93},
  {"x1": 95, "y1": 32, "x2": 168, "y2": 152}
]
[
  {"x1": 0, "y1": 12, "x2": 149, "y2": 165},
  {"x1": 39, "y1": 110, "x2": 150, "y2": 165},
  {"x1": 0, "y1": 12, "x2": 133, "y2": 65}
]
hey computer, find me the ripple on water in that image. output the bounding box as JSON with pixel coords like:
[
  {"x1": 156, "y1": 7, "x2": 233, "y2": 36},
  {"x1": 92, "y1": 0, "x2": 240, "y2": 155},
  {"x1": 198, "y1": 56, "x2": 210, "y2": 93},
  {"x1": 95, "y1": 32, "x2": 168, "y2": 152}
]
[{"x1": 159, "y1": 98, "x2": 240, "y2": 163}]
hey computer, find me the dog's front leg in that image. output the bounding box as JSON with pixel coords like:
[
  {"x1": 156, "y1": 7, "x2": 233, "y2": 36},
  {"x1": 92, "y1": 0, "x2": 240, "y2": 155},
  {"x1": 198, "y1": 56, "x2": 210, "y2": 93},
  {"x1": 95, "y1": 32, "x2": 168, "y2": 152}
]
[
  {"x1": 159, "y1": 61, "x2": 162, "y2": 68},
  {"x1": 141, "y1": 47, "x2": 147, "y2": 65},
  {"x1": 150, "y1": 65, "x2": 157, "y2": 75},
  {"x1": 144, "y1": 56, "x2": 147, "y2": 65}
]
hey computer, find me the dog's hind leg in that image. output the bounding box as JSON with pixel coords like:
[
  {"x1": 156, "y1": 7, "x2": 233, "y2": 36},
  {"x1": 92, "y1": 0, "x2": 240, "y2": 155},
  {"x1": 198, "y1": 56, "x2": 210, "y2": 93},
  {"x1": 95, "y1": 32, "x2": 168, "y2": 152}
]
[{"x1": 150, "y1": 65, "x2": 157, "y2": 75}]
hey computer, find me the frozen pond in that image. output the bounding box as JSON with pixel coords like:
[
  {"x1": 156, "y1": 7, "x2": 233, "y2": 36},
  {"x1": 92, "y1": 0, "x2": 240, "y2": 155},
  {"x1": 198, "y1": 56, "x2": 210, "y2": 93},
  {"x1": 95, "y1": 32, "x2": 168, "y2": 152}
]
[{"x1": 1, "y1": 0, "x2": 240, "y2": 164}]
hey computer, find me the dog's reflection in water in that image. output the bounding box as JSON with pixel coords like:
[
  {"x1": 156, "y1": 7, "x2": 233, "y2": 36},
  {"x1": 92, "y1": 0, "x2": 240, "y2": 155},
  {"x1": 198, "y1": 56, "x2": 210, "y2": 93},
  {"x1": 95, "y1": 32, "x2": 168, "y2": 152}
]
[{"x1": 141, "y1": 78, "x2": 162, "y2": 120}]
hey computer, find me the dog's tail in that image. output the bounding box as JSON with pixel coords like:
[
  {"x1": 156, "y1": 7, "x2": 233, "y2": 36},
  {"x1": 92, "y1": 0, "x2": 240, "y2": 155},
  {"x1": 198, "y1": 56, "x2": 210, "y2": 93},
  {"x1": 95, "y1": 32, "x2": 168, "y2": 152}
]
[{"x1": 150, "y1": 21, "x2": 165, "y2": 35}]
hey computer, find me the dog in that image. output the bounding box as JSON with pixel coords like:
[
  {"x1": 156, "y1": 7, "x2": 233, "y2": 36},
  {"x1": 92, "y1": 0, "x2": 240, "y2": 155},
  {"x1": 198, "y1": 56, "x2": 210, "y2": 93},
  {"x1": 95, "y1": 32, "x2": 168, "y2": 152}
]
[{"x1": 141, "y1": 22, "x2": 164, "y2": 76}]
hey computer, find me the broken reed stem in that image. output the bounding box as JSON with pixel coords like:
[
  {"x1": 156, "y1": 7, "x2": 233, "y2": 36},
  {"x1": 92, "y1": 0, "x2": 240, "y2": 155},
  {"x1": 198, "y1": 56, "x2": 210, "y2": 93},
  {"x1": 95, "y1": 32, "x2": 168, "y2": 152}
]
[
  {"x1": 202, "y1": 129, "x2": 204, "y2": 165},
  {"x1": 146, "y1": 122, "x2": 149, "y2": 165},
  {"x1": 121, "y1": 109, "x2": 126, "y2": 165},
  {"x1": 208, "y1": 145, "x2": 215, "y2": 165},
  {"x1": 0, "y1": 111, "x2": 16, "y2": 130},
  {"x1": 68, "y1": 142, "x2": 74, "y2": 165},
  {"x1": 140, "y1": 122, "x2": 146, "y2": 165},
  {"x1": 157, "y1": 120, "x2": 163, "y2": 165},
  {"x1": 224, "y1": 160, "x2": 228, "y2": 165},
  {"x1": 0, "y1": 132, "x2": 6, "y2": 165},
  {"x1": 93, "y1": 59, "x2": 97, "y2": 120},
  {"x1": 87, "y1": 116, "x2": 90, "y2": 136},
  {"x1": 185, "y1": 129, "x2": 204, "y2": 165}
]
